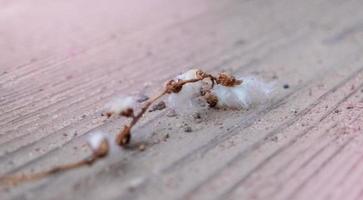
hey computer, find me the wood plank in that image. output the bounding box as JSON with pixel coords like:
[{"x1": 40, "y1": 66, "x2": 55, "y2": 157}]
[{"x1": 1, "y1": 0, "x2": 363, "y2": 199}]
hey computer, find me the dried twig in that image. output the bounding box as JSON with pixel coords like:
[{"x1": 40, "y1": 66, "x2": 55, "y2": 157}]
[
  {"x1": 1, "y1": 158, "x2": 95, "y2": 186},
  {"x1": 115, "y1": 70, "x2": 241, "y2": 146},
  {"x1": 0, "y1": 132, "x2": 109, "y2": 186},
  {"x1": 0, "y1": 69, "x2": 242, "y2": 186}
]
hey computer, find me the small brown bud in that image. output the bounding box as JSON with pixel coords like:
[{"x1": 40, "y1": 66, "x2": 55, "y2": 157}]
[
  {"x1": 120, "y1": 108, "x2": 134, "y2": 117},
  {"x1": 196, "y1": 70, "x2": 207, "y2": 79},
  {"x1": 204, "y1": 91, "x2": 218, "y2": 107},
  {"x1": 165, "y1": 80, "x2": 183, "y2": 93},
  {"x1": 94, "y1": 139, "x2": 109, "y2": 158},
  {"x1": 88, "y1": 134, "x2": 110, "y2": 158},
  {"x1": 196, "y1": 70, "x2": 217, "y2": 87},
  {"x1": 217, "y1": 72, "x2": 242, "y2": 87},
  {"x1": 116, "y1": 126, "x2": 131, "y2": 146}
]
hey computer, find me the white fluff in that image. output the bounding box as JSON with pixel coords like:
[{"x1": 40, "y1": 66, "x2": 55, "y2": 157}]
[
  {"x1": 87, "y1": 131, "x2": 121, "y2": 154},
  {"x1": 105, "y1": 96, "x2": 136, "y2": 115},
  {"x1": 87, "y1": 132, "x2": 107, "y2": 151},
  {"x1": 167, "y1": 69, "x2": 206, "y2": 113},
  {"x1": 167, "y1": 70, "x2": 273, "y2": 112},
  {"x1": 176, "y1": 68, "x2": 199, "y2": 80},
  {"x1": 212, "y1": 76, "x2": 273, "y2": 109}
]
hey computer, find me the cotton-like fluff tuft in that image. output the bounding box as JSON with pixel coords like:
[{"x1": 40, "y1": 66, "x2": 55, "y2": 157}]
[
  {"x1": 176, "y1": 68, "x2": 199, "y2": 80},
  {"x1": 167, "y1": 69, "x2": 206, "y2": 113},
  {"x1": 212, "y1": 76, "x2": 273, "y2": 109},
  {"x1": 87, "y1": 132, "x2": 108, "y2": 151},
  {"x1": 87, "y1": 131, "x2": 122, "y2": 155},
  {"x1": 104, "y1": 96, "x2": 136, "y2": 115}
]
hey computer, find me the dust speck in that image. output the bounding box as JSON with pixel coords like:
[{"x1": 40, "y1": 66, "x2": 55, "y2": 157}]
[
  {"x1": 184, "y1": 126, "x2": 193, "y2": 132},
  {"x1": 149, "y1": 101, "x2": 166, "y2": 112}
]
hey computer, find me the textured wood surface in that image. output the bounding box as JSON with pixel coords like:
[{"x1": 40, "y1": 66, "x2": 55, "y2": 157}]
[{"x1": 1, "y1": 0, "x2": 363, "y2": 199}]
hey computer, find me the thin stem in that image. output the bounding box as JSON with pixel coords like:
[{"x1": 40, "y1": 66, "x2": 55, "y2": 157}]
[
  {"x1": 1, "y1": 70, "x2": 240, "y2": 187},
  {"x1": 116, "y1": 73, "x2": 218, "y2": 145},
  {"x1": 0, "y1": 156, "x2": 97, "y2": 186}
]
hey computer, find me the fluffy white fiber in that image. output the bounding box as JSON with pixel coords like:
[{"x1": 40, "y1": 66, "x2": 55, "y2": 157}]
[
  {"x1": 104, "y1": 96, "x2": 136, "y2": 115},
  {"x1": 211, "y1": 76, "x2": 273, "y2": 109},
  {"x1": 167, "y1": 69, "x2": 206, "y2": 113},
  {"x1": 167, "y1": 70, "x2": 273, "y2": 112},
  {"x1": 87, "y1": 131, "x2": 121, "y2": 154},
  {"x1": 87, "y1": 132, "x2": 108, "y2": 151}
]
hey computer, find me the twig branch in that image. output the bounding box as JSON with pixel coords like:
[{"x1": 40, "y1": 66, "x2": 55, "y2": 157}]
[
  {"x1": 116, "y1": 70, "x2": 220, "y2": 146},
  {"x1": 0, "y1": 69, "x2": 242, "y2": 187},
  {"x1": 0, "y1": 156, "x2": 96, "y2": 187},
  {"x1": 115, "y1": 69, "x2": 241, "y2": 146},
  {"x1": 1, "y1": 133, "x2": 110, "y2": 187}
]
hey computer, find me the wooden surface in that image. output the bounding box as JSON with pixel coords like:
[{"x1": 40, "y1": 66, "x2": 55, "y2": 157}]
[{"x1": 1, "y1": 0, "x2": 363, "y2": 199}]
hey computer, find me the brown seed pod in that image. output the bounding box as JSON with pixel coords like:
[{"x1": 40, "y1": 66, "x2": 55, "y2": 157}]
[
  {"x1": 196, "y1": 69, "x2": 208, "y2": 79},
  {"x1": 120, "y1": 108, "x2": 134, "y2": 118},
  {"x1": 92, "y1": 139, "x2": 109, "y2": 158},
  {"x1": 216, "y1": 72, "x2": 243, "y2": 87},
  {"x1": 116, "y1": 125, "x2": 131, "y2": 145},
  {"x1": 165, "y1": 80, "x2": 183, "y2": 94},
  {"x1": 204, "y1": 91, "x2": 218, "y2": 108},
  {"x1": 196, "y1": 70, "x2": 217, "y2": 87}
]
